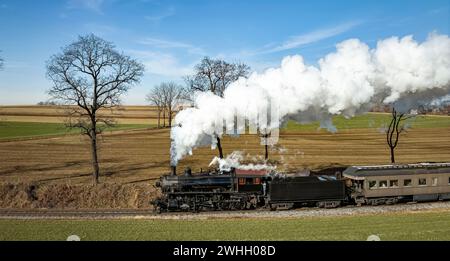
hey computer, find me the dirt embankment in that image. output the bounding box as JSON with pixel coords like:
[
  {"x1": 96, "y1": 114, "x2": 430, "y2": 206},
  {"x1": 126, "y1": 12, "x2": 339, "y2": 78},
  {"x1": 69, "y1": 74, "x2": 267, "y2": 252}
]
[{"x1": 0, "y1": 182, "x2": 159, "y2": 209}]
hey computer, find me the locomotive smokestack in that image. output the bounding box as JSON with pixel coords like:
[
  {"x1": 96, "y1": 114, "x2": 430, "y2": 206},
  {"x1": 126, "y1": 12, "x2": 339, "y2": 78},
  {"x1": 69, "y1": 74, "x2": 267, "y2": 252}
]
[
  {"x1": 184, "y1": 167, "x2": 192, "y2": 177},
  {"x1": 170, "y1": 166, "x2": 177, "y2": 176}
]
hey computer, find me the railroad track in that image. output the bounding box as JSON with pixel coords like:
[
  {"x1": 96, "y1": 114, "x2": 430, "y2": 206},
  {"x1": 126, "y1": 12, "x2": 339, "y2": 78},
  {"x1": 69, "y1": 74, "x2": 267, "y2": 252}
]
[{"x1": 1, "y1": 201, "x2": 449, "y2": 219}]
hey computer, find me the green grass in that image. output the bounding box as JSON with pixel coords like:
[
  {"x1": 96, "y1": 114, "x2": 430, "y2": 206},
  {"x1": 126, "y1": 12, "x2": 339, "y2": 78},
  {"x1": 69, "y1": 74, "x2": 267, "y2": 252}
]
[
  {"x1": 1, "y1": 114, "x2": 448, "y2": 139},
  {"x1": 283, "y1": 113, "x2": 450, "y2": 132},
  {"x1": 1, "y1": 211, "x2": 449, "y2": 240},
  {"x1": 0, "y1": 121, "x2": 150, "y2": 139}
]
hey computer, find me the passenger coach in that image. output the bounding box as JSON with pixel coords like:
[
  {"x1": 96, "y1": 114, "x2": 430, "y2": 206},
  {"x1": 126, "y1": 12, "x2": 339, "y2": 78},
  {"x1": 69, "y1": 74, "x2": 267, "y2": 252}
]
[{"x1": 343, "y1": 163, "x2": 450, "y2": 205}]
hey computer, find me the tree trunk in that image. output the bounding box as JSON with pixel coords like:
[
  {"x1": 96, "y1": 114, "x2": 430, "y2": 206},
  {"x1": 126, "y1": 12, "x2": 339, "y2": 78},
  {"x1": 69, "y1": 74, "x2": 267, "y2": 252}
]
[
  {"x1": 90, "y1": 130, "x2": 100, "y2": 184},
  {"x1": 390, "y1": 146, "x2": 395, "y2": 164},
  {"x1": 157, "y1": 110, "x2": 161, "y2": 128},
  {"x1": 163, "y1": 108, "x2": 166, "y2": 127},
  {"x1": 265, "y1": 144, "x2": 268, "y2": 160},
  {"x1": 216, "y1": 136, "x2": 223, "y2": 159},
  {"x1": 168, "y1": 108, "x2": 172, "y2": 127}
]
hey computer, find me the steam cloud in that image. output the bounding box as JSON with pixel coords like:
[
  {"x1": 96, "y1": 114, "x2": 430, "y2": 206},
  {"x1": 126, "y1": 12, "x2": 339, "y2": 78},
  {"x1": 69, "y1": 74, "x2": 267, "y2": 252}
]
[
  {"x1": 171, "y1": 32, "x2": 450, "y2": 165},
  {"x1": 208, "y1": 151, "x2": 276, "y2": 172}
]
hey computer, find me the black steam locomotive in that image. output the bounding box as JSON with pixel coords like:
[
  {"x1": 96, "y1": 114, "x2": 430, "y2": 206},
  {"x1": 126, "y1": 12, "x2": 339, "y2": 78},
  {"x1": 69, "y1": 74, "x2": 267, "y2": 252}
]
[
  {"x1": 152, "y1": 166, "x2": 347, "y2": 212},
  {"x1": 153, "y1": 163, "x2": 450, "y2": 212}
]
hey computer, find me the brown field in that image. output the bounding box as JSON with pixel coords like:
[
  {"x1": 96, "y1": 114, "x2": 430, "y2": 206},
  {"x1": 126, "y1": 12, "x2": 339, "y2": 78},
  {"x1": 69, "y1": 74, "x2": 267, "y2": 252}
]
[
  {"x1": 1, "y1": 125, "x2": 449, "y2": 185},
  {"x1": 0, "y1": 105, "x2": 164, "y2": 124},
  {"x1": 1, "y1": 105, "x2": 450, "y2": 184}
]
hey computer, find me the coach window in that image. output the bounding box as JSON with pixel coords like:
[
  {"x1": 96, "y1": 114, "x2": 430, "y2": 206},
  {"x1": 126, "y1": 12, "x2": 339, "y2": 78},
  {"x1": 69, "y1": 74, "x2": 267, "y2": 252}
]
[
  {"x1": 431, "y1": 177, "x2": 438, "y2": 186},
  {"x1": 404, "y1": 179, "x2": 412, "y2": 187},
  {"x1": 379, "y1": 180, "x2": 388, "y2": 188},
  {"x1": 238, "y1": 178, "x2": 245, "y2": 185},
  {"x1": 368, "y1": 180, "x2": 377, "y2": 189},
  {"x1": 389, "y1": 180, "x2": 399, "y2": 188},
  {"x1": 418, "y1": 178, "x2": 427, "y2": 186}
]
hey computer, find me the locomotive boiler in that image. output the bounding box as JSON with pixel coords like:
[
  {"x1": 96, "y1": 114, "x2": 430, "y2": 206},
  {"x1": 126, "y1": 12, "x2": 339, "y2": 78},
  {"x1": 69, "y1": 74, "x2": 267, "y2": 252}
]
[{"x1": 153, "y1": 166, "x2": 268, "y2": 212}]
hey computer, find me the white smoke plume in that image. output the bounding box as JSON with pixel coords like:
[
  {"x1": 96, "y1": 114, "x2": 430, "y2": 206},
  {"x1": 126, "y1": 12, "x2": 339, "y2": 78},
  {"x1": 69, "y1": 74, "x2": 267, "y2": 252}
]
[
  {"x1": 430, "y1": 94, "x2": 450, "y2": 107},
  {"x1": 171, "y1": 32, "x2": 450, "y2": 165},
  {"x1": 208, "y1": 151, "x2": 276, "y2": 172}
]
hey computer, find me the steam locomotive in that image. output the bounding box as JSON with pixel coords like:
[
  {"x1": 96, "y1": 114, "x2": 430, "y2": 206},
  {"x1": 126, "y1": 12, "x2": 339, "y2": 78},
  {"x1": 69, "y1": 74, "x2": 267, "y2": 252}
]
[{"x1": 152, "y1": 163, "x2": 450, "y2": 212}]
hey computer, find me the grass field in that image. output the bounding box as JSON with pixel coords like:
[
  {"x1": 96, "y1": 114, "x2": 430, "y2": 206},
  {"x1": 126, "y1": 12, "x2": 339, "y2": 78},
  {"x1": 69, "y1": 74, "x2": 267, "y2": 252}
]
[
  {"x1": 0, "y1": 121, "x2": 150, "y2": 140},
  {"x1": 284, "y1": 113, "x2": 450, "y2": 131},
  {"x1": 2, "y1": 112, "x2": 448, "y2": 139},
  {"x1": 1, "y1": 210, "x2": 449, "y2": 240}
]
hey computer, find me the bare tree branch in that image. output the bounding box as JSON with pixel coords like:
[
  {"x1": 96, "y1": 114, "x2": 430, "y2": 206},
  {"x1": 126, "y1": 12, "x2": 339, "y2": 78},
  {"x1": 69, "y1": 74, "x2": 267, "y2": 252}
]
[
  {"x1": 386, "y1": 107, "x2": 414, "y2": 163},
  {"x1": 147, "y1": 82, "x2": 186, "y2": 128},
  {"x1": 184, "y1": 56, "x2": 250, "y2": 158},
  {"x1": 146, "y1": 84, "x2": 165, "y2": 128},
  {"x1": 185, "y1": 56, "x2": 250, "y2": 98},
  {"x1": 46, "y1": 34, "x2": 144, "y2": 184}
]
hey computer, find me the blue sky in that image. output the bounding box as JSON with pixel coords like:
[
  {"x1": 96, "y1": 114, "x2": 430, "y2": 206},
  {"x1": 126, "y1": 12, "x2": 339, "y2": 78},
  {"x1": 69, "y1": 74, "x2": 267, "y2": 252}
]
[{"x1": 0, "y1": 0, "x2": 448, "y2": 105}]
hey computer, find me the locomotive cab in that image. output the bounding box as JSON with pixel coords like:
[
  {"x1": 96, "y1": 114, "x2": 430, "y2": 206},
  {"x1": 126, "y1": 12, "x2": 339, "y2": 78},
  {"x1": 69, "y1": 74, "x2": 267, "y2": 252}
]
[{"x1": 234, "y1": 169, "x2": 270, "y2": 194}]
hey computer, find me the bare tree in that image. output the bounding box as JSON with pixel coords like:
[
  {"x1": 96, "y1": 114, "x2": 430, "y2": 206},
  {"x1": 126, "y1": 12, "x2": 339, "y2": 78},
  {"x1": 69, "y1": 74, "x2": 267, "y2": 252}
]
[
  {"x1": 260, "y1": 132, "x2": 271, "y2": 160},
  {"x1": 386, "y1": 108, "x2": 413, "y2": 163},
  {"x1": 185, "y1": 57, "x2": 218, "y2": 94},
  {"x1": 185, "y1": 57, "x2": 250, "y2": 97},
  {"x1": 185, "y1": 56, "x2": 250, "y2": 158},
  {"x1": 216, "y1": 60, "x2": 250, "y2": 96},
  {"x1": 146, "y1": 82, "x2": 185, "y2": 128},
  {"x1": 46, "y1": 34, "x2": 144, "y2": 184},
  {"x1": 146, "y1": 85, "x2": 165, "y2": 128},
  {"x1": 160, "y1": 82, "x2": 185, "y2": 128}
]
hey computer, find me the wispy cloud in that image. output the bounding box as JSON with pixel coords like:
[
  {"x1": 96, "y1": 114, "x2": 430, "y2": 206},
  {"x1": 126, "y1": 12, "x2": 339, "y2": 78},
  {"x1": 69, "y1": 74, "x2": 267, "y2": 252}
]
[
  {"x1": 137, "y1": 37, "x2": 205, "y2": 55},
  {"x1": 67, "y1": 0, "x2": 105, "y2": 13},
  {"x1": 258, "y1": 21, "x2": 362, "y2": 54},
  {"x1": 145, "y1": 6, "x2": 176, "y2": 22},
  {"x1": 127, "y1": 50, "x2": 194, "y2": 77},
  {"x1": 427, "y1": 6, "x2": 448, "y2": 15}
]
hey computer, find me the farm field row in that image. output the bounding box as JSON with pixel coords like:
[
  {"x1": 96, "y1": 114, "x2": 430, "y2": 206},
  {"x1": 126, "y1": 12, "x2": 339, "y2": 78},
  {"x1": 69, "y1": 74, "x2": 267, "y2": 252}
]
[
  {"x1": 1, "y1": 126, "x2": 449, "y2": 184},
  {"x1": 1, "y1": 111, "x2": 450, "y2": 139},
  {"x1": 1, "y1": 108, "x2": 449, "y2": 185},
  {"x1": 2, "y1": 105, "x2": 450, "y2": 128},
  {"x1": 0, "y1": 105, "x2": 168, "y2": 124}
]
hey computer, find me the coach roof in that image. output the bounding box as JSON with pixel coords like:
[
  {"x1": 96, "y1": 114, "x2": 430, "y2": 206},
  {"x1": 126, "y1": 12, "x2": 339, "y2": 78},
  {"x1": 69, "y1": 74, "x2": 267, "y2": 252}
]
[{"x1": 343, "y1": 162, "x2": 450, "y2": 180}]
